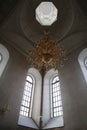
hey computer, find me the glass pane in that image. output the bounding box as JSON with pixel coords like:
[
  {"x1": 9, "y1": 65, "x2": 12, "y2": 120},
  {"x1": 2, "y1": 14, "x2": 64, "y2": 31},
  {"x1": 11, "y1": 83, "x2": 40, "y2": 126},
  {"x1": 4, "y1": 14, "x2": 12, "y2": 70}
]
[
  {"x1": 57, "y1": 91, "x2": 61, "y2": 96},
  {"x1": 20, "y1": 111, "x2": 23, "y2": 115},
  {"x1": 54, "y1": 113, "x2": 56, "y2": 117},
  {"x1": 26, "y1": 81, "x2": 30, "y2": 86},
  {"x1": 26, "y1": 113, "x2": 28, "y2": 117},
  {"x1": 20, "y1": 75, "x2": 34, "y2": 117},
  {"x1": 59, "y1": 111, "x2": 63, "y2": 116},
  {"x1": 59, "y1": 107, "x2": 62, "y2": 111},
  {"x1": 52, "y1": 75, "x2": 63, "y2": 118},
  {"x1": 52, "y1": 76, "x2": 59, "y2": 83},
  {"x1": 84, "y1": 57, "x2": 87, "y2": 68},
  {"x1": 26, "y1": 75, "x2": 33, "y2": 83},
  {"x1": 58, "y1": 95, "x2": 61, "y2": 100},
  {"x1": 0, "y1": 53, "x2": 3, "y2": 63}
]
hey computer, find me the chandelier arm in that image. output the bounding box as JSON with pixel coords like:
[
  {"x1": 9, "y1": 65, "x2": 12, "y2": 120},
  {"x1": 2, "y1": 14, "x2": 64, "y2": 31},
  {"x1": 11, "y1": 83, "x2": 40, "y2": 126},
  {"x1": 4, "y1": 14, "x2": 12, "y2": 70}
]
[{"x1": 26, "y1": 31, "x2": 66, "y2": 71}]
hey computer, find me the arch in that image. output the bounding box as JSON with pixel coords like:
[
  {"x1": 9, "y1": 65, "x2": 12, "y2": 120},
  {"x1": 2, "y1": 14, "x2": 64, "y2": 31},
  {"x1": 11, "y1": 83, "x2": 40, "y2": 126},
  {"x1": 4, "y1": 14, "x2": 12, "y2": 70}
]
[
  {"x1": 43, "y1": 69, "x2": 64, "y2": 129},
  {"x1": 19, "y1": 74, "x2": 34, "y2": 117},
  {"x1": 0, "y1": 44, "x2": 9, "y2": 77},
  {"x1": 84, "y1": 57, "x2": 87, "y2": 69},
  {"x1": 18, "y1": 68, "x2": 64, "y2": 129},
  {"x1": 43, "y1": 69, "x2": 58, "y2": 126},
  {"x1": 18, "y1": 67, "x2": 42, "y2": 129},
  {"x1": 28, "y1": 68, "x2": 42, "y2": 126},
  {"x1": 78, "y1": 48, "x2": 87, "y2": 82},
  {"x1": 51, "y1": 75, "x2": 63, "y2": 118}
]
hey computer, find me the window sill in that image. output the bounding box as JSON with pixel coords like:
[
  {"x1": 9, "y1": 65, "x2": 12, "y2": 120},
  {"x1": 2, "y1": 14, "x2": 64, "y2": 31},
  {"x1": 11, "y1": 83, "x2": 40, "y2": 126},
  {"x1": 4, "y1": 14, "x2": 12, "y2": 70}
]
[
  {"x1": 18, "y1": 115, "x2": 39, "y2": 129},
  {"x1": 43, "y1": 116, "x2": 64, "y2": 129}
]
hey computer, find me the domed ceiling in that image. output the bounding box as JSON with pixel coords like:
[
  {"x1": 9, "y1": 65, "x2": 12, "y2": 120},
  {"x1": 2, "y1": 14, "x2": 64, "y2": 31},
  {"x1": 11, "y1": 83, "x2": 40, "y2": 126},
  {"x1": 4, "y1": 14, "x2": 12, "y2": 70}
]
[
  {"x1": 20, "y1": 0, "x2": 73, "y2": 42},
  {"x1": 0, "y1": 0, "x2": 19, "y2": 24},
  {"x1": 0, "y1": 0, "x2": 87, "y2": 56}
]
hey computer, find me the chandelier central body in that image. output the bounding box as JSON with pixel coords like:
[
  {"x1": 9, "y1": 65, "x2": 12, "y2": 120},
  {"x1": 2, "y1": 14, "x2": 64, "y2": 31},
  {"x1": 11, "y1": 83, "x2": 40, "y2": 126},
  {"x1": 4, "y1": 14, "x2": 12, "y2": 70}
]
[{"x1": 27, "y1": 32, "x2": 66, "y2": 71}]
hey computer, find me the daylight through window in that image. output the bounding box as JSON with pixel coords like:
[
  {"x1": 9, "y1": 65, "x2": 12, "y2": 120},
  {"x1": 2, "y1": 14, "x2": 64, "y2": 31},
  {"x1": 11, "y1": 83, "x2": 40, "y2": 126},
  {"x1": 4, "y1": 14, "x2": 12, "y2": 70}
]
[
  {"x1": 20, "y1": 75, "x2": 34, "y2": 117},
  {"x1": 84, "y1": 57, "x2": 87, "y2": 69},
  {"x1": 0, "y1": 53, "x2": 3, "y2": 63},
  {"x1": 52, "y1": 76, "x2": 63, "y2": 117}
]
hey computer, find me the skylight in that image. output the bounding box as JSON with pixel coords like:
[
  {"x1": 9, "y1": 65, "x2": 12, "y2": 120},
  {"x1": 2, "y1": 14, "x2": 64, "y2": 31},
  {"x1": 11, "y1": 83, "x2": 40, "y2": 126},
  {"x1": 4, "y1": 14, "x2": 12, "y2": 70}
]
[{"x1": 35, "y1": 2, "x2": 58, "y2": 26}]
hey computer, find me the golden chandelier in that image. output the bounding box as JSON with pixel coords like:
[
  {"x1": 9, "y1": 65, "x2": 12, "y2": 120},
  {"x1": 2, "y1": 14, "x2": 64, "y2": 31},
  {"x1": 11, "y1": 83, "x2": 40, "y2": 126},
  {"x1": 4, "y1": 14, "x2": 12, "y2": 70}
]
[{"x1": 27, "y1": 31, "x2": 66, "y2": 71}]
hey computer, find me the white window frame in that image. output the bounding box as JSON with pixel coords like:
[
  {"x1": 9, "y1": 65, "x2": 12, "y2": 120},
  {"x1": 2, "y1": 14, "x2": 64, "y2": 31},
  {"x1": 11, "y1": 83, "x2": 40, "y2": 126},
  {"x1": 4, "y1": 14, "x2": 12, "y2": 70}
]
[
  {"x1": 18, "y1": 68, "x2": 64, "y2": 129},
  {"x1": 84, "y1": 57, "x2": 87, "y2": 69},
  {"x1": 42, "y1": 69, "x2": 64, "y2": 129},
  {"x1": 19, "y1": 75, "x2": 35, "y2": 118},
  {"x1": 18, "y1": 68, "x2": 42, "y2": 129},
  {"x1": 50, "y1": 75, "x2": 63, "y2": 118},
  {"x1": 0, "y1": 44, "x2": 9, "y2": 77},
  {"x1": 78, "y1": 48, "x2": 87, "y2": 83}
]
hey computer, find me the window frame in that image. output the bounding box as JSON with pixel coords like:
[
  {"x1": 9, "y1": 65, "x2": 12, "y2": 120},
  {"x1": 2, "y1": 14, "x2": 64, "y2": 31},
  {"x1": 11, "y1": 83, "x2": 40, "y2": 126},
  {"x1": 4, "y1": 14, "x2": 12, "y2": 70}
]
[
  {"x1": 18, "y1": 68, "x2": 64, "y2": 129},
  {"x1": 0, "y1": 44, "x2": 9, "y2": 77},
  {"x1": 78, "y1": 48, "x2": 87, "y2": 82},
  {"x1": 0, "y1": 52, "x2": 3, "y2": 63},
  {"x1": 18, "y1": 68, "x2": 41, "y2": 129},
  {"x1": 84, "y1": 57, "x2": 87, "y2": 69},
  {"x1": 43, "y1": 69, "x2": 64, "y2": 129},
  {"x1": 20, "y1": 74, "x2": 35, "y2": 118},
  {"x1": 51, "y1": 75, "x2": 63, "y2": 118}
]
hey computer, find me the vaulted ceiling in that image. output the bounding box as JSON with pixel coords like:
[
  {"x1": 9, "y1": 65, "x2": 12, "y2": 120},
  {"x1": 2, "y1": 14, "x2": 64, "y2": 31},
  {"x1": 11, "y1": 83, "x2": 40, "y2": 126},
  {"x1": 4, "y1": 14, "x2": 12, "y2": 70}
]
[
  {"x1": 0, "y1": 0, "x2": 19, "y2": 24},
  {"x1": 0, "y1": 0, "x2": 87, "y2": 57}
]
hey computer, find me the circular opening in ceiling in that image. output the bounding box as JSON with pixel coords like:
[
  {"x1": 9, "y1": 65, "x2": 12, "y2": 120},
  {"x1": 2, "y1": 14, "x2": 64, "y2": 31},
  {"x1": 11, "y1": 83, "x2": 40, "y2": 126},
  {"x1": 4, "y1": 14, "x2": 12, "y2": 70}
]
[
  {"x1": 39, "y1": 2, "x2": 52, "y2": 15},
  {"x1": 35, "y1": 2, "x2": 58, "y2": 26}
]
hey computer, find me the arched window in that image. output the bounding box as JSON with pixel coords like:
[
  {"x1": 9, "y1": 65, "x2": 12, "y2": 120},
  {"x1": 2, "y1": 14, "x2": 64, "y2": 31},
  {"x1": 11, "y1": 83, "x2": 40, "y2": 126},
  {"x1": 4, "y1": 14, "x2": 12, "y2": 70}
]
[
  {"x1": 0, "y1": 44, "x2": 9, "y2": 77},
  {"x1": 84, "y1": 57, "x2": 87, "y2": 69},
  {"x1": 0, "y1": 53, "x2": 3, "y2": 63},
  {"x1": 78, "y1": 48, "x2": 87, "y2": 82},
  {"x1": 51, "y1": 75, "x2": 63, "y2": 118},
  {"x1": 20, "y1": 75, "x2": 34, "y2": 117},
  {"x1": 18, "y1": 68, "x2": 64, "y2": 129},
  {"x1": 43, "y1": 69, "x2": 64, "y2": 129},
  {"x1": 18, "y1": 68, "x2": 42, "y2": 129}
]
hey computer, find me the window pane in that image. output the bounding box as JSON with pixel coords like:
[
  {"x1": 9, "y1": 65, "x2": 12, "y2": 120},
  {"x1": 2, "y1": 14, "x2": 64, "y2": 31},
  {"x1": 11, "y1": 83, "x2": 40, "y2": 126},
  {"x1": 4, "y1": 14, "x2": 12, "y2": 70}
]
[
  {"x1": 52, "y1": 76, "x2": 59, "y2": 83},
  {"x1": 0, "y1": 53, "x2": 3, "y2": 63},
  {"x1": 84, "y1": 57, "x2": 87, "y2": 68},
  {"x1": 20, "y1": 75, "x2": 34, "y2": 117},
  {"x1": 26, "y1": 75, "x2": 33, "y2": 83},
  {"x1": 52, "y1": 76, "x2": 63, "y2": 118}
]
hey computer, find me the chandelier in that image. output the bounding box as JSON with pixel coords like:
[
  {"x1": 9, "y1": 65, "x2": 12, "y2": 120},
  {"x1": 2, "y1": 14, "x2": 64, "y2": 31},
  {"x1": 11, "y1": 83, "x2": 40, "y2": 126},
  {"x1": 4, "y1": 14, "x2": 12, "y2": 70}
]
[{"x1": 26, "y1": 31, "x2": 66, "y2": 71}]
